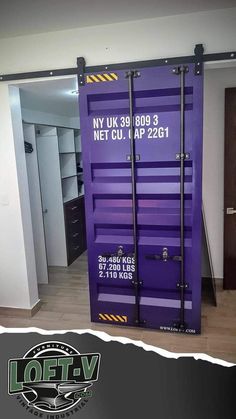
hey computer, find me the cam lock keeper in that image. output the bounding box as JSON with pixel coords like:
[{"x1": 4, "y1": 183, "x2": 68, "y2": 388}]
[{"x1": 145, "y1": 247, "x2": 182, "y2": 262}]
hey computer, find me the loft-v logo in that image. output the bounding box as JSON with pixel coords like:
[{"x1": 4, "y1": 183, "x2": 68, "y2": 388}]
[{"x1": 8, "y1": 341, "x2": 101, "y2": 415}]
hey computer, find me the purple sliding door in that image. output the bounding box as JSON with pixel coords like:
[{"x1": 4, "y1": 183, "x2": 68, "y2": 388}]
[{"x1": 79, "y1": 63, "x2": 203, "y2": 334}]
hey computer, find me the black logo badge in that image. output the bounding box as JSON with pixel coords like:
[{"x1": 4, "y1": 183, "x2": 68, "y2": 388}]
[{"x1": 8, "y1": 341, "x2": 101, "y2": 414}]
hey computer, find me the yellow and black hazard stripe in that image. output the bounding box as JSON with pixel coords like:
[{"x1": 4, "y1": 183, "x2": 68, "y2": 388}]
[
  {"x1": 86, "y1": 73, "x2": 118, "y2": 83},
  {"x1": 99, "y1": 313, "x2": 128, "y2": 323}
]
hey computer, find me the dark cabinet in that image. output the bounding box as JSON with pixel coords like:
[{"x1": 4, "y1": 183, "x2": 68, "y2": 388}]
[{"x1": 64, "y1": 196, "x2": 87, "y2": 265}]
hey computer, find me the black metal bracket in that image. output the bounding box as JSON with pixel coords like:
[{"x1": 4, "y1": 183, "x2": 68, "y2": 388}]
[
  {"x1": 194, "y1": 43, "x2": 204, "y2": 76},
  {"x1": 135, "y1": 319, "x2": 146, "y2": 325},
  {"x1": 176, "y1": 152, "x2": 190, "y2": 160},
  {"x1": 77, "y1": 57, "x2": 86, "y2": 86},
  {"x1": 176, "y1": 282, "x2": 188, "y2": 289},
  {"x1": 173, "y1": 321, "x2": 187, "y2": 330},
  {"x1": 125, "y1": 70, "x2": 140, "y2": 79},
  {"x1": 146, "y1": 247, "x2": 182, "y2": 262},
  {"x1": 126, "y1": 154, "x2": 140, "y2": 162},
  {"x1": 131, "y1": 280, "x2": 143, "y2": 286},
  {"x1": 172, "y1": 65, "x2": 189, "y2": 75}
]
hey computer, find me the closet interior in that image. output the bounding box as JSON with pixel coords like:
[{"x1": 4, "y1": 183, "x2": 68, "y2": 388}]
[{"x1": 20, "y1": 77, "x2": 86, "y2": 284}]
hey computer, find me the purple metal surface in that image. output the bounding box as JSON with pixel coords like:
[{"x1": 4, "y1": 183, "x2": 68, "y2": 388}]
[{"x1": 79, "y1": 64, "x2": 203, "y2": 334}]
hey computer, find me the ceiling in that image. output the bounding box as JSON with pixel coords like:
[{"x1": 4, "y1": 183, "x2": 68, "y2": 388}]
[
  {"x1": 19, "y1": 77, "x2": 79, "y2": 118},
  {"x1": 1, "y1": 0, "x2": 236, "y2": 39}
]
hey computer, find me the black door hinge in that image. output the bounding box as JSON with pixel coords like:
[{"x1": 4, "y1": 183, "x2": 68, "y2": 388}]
[{"x1": 77, "y1": 57, "x2": 86, "y2": 86}]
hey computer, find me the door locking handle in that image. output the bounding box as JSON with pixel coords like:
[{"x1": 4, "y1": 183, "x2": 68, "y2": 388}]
[
  {"x1": 226, "y1": 208, "x2": 236, "y2": 215},
  {"x1": 145, "y1": 247, "x2": 182, "y2": 262}
]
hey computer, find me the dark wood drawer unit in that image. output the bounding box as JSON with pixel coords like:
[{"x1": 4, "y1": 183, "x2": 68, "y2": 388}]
[{"x1": 64, "y1": 196, "x2": 87, "y2": 265}]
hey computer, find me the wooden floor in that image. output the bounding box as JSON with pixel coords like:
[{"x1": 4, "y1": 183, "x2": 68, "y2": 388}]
[{"x1": 0, "y1": 252, "x2": 236, "y2": 363}]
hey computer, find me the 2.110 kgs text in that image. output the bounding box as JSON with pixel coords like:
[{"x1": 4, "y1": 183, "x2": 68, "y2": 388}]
[{"x1": 98, "y1": 255, "x2": 135, "y2": 280}]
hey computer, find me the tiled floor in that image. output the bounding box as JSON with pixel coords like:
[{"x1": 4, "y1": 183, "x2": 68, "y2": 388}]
[{"x1": 0, "y1": 253, "x2": 235, "y2": 363}]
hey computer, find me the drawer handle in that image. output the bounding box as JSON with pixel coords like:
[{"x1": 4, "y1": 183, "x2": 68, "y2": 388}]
[
  {"x1": 72, "y1": 233, "x2": 79, "y2": 238},
  {"x1": 71, "y1": 219, "x2": 79, "y2": 224},
  {"x1": 71, "y1": 206, "x2": 78, "y2": 210}
]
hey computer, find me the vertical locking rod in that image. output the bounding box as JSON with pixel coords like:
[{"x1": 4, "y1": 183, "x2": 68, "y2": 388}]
[
  {"x1": 173, "y1": 65, "x2": 188, "y2": 330},
  {"x1": 126, "y1": 70, "x2": 141, "y2": 325},
  {"x1": 179, "y1": 66, "x2": 186, "y2": 329}
]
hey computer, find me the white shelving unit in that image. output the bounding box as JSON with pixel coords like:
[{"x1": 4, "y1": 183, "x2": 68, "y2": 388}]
[
  {"x1": 36, "y1": 124, "x2": 68, "y2": 267},
  {"x1": 58, "y1": 128, "x2": 75, "y2": 153},
  {"x1": 60, "y1": 153, "x2": 77, "y2": 179},
  {"x1": 74, "y1": 129, "x2": 84, "y2": 197},
  {"x1": 23, "y1": 123, "x2": 49, "y2": 284},
  {"x1": 62, "y1": 177, "x2": 78, "y2": 203},
  {"x1": 26, "y1": 123, "x2": 84, "y2": 267},
  {"x1": 75, "y1": 130, "x2": 82, "y2": 152}
]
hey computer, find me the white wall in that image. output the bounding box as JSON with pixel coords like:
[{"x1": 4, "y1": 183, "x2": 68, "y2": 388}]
[
  {"x1": 22, "y1": 108, "x2": 80, "y2": 129},
  {"x1": 0, "y1": 8, "x2": 235, "y2": 74},
  {"x1": 0, "y1": 85, "x2": 39, "y2": 309},
  {"x1": 0, "y1": 8, "x2": 235, "y2": 307},
  {"x1": 203, "y1": 67, "x2": 236, "y2": 279}
]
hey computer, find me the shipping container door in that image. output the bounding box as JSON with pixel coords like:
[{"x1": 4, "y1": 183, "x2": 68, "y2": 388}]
[{"x1": 79, "y1": 63, "x2": 203, "y2": 334}]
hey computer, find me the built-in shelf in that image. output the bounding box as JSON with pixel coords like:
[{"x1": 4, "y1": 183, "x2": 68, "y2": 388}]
[
  {"x1": 28, "y1": 122, "x2": 86, "y2": 267},
  {"x1": 36, "y1": 125, "x2": 57, "y2": 137},
  {"x1": 61, "y1": 174, "x2": 77, "y2": 180},
  {"x1": 62, "y1": 176, "x2": 78, "y2": 203},
  {"x1": 64, "y1": 196, "x2": 78, "y2": 203},
  {"x1": 60, "y1": 153, "x2": 76, "y2": 179},
  {"x1": 63, "y1": 194, "x2": 84, "y2": 202},
  {"x1": 58, "y1": 128, "x2": 75, "y2": 153},
  {"x1": 75, "y1": 131, "x2": 82, "y2": 153}
]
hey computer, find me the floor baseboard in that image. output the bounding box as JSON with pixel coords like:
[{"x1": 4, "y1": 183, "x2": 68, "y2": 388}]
[{"x1": 0, "y1": 300, "x2": 42, "y2": 318}]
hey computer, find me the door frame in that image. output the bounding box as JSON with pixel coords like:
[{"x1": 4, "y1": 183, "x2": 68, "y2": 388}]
[{"x1": 8, "y1": 75, "x2": 79, "y2": 292}]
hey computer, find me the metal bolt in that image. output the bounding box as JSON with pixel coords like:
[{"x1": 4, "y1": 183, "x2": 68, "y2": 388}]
[
  {"x1": 105, "y1": 66, "x2": 108, "y2": 70},
  {"x1": 80, "y1": 74, "x2": 82, "y2": 77},
  {"x1": 0, "y1": 76, "x2": 3, "y2": 80},
  {"x1": 165, "y1": 60, "x2": 168, "y2": 63},
  {"x1": 50, "y1": 71, "x2": 53, "y2": 75},
  {"x1": 197, "y1": 71, "x2": 200, "y2": 74},
  {"x1": 230, "y1": 53, "x2": 235, "y2": 57},
  {"x1": 197, "y1": 62, "x2": 200, "y2": 65}
]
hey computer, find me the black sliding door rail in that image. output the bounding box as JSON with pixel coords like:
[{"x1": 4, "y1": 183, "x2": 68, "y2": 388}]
[{"x1": 0, "y1": 45, "x2": 235, "y2": 82}]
